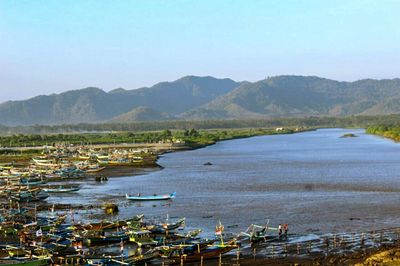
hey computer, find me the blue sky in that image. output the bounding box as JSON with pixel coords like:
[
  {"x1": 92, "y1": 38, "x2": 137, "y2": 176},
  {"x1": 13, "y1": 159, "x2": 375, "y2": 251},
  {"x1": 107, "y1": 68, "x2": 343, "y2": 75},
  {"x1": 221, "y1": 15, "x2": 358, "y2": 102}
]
[{"x1": 1, "y1": 0, "x2": 400, "y2": 101}]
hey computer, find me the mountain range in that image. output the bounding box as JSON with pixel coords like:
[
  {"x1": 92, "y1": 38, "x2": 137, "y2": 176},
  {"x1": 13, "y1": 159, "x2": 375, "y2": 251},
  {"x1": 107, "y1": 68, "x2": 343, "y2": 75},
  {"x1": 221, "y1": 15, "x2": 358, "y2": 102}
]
[{"x1": 2, "y1": 75, "x2": 400, "y2": 126}]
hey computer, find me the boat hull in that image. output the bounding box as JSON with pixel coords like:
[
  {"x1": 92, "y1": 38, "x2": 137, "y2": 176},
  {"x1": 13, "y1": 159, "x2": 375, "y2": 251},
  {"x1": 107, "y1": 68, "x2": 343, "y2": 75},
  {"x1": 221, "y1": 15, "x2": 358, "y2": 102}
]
[{"x1": 125, "y1": 192, "x2": 176, "y2": 201}]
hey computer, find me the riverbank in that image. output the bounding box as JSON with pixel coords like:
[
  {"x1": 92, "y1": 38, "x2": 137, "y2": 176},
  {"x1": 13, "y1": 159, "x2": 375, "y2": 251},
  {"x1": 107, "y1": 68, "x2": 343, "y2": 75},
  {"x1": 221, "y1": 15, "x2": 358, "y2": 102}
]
[
  {"x1": 0, "y1": 127, "x2": 312, "y2": 164},
  {"x1": 366, "y1": 125, "x2": 400, "y2": 142},
  {"x1": 354, "y1": 246, "x2": 400, "y2": 265}
]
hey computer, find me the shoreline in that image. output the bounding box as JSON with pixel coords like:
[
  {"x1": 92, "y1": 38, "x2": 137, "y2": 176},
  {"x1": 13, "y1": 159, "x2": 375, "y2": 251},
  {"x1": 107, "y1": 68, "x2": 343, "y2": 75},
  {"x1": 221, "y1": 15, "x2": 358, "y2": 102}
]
[{"x1": 0, "y1": 127, "x2": 313, "y2": 164}]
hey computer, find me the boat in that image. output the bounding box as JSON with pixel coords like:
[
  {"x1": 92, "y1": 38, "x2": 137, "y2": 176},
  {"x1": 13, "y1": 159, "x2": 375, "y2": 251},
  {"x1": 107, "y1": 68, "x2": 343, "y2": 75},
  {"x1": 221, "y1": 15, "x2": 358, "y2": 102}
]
[
  {"x1": 85, "y1": 166, "x2": 106, "y2": 173},
  {"x1": 150, "y1": 218, "x2": 186, "y2": 234},
  {"x1": 125, "y1": 192, "x2": 176, "y2": 201},
  {"x1": 32, "y1": 157, "x2": 56, "y2": 167},
  {"x1": 88, "y1": 249, "x2": 158, "y2": 265},
  {"x1": 10, "y1": 189, "x2": 49, "y2": 202},
  {"x1": 239, "y1": 223, "x2": 278, "y2": 243},
  {"x1": 78, "y1": 214, "x2": 144, "y2": 231},
  {"x1": 19, "y1": 178, "x2": 46, "y2": 186},
  {"x1": 42, "y1": 185, "x2": 81, "y2": 193},
  {"x1": 128, "y1": 230, "x2": 158, "y2": 246},
  {"x1": 164, "y1": 239, "x2": 237, "y2": 263},
  {"x1": 0, "y1": 258, "x2": 49, "y2": 266},
  {"x1": 111, "y1": 249, "x2": 159, "y2": 265},
  {"x1": 82, "y1": 231, "x2": 129, "y2": 246}
]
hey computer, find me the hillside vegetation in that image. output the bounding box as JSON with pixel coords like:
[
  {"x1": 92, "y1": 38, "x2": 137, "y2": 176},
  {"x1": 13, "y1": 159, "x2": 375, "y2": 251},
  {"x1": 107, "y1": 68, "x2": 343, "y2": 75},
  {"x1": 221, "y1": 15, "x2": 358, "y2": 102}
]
[
  {"x1": 366, "y1": 125, "x2": 400, "y2": 141},
  {"x1": 3, "y1": 76, "x2": 400, "y2": 126}
]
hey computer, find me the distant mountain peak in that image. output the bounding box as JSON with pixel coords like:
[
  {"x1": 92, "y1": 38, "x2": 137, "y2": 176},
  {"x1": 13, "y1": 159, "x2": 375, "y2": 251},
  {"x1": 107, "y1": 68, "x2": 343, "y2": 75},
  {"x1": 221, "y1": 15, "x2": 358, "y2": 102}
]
[{"x1": 108, "y1": 88, "x2": 127, "y2": 94}]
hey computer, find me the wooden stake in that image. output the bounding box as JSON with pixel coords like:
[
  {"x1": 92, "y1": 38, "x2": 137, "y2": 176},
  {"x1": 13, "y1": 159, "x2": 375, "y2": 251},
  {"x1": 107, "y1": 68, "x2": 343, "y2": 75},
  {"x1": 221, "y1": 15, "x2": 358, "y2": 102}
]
[{"x1": 236, "y1": 245, "x2": 240, "y2": 266}]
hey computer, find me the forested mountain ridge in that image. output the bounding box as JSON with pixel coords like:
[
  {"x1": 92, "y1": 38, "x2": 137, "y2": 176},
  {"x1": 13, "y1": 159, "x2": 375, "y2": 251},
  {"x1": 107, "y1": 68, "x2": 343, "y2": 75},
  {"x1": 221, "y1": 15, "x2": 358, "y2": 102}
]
[
  {"x1": 0, "y1": 76, "x2": 238, "y2": 125},
  {"x1": 181, "y1": 76, "x2": 400, "y2": 119},
  {"x1": 2, "y1": 75, "x2": 400, "y2": 126}
]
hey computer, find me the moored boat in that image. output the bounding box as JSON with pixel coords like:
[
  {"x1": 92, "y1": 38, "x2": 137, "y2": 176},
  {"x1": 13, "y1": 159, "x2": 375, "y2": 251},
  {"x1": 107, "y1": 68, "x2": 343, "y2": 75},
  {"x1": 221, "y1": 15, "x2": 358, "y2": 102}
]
[
  {"x1": 162, "y1": 239, "x2": 237, "y2": 264},
  {"x1": 0, "y1": 258, "x2": 49, "y2": 266},
  {"x1": 125, "y1": 192, "x2": 176, "y2": 201},
  {"x1": 10, "y1": 189, "x2": 49, "y2": 202},
  {"x1": 42, "y1": 185, "x2": 81, "y2": 193}
]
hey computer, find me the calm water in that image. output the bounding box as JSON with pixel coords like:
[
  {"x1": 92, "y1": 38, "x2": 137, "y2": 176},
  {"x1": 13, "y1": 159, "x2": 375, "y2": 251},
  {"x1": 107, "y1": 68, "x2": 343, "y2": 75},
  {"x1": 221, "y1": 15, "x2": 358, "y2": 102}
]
[{"x1": 49, "y1": 128, "x2": 400, "y2": 235}]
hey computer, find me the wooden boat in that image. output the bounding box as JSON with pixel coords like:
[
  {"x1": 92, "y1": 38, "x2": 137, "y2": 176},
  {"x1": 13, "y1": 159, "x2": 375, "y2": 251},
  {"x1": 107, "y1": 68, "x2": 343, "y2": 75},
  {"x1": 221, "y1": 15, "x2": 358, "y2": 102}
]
[
  {"x1": 78, "y1": 214, "x2": 144, "y2": 231},
  {"x1": 108, "y1": 159, "x2": 131, "y2": 165},
  {"x1": 19, "y1": 178, "x2": 46, "y2": 186},
  {"x1": 0, "y1": 258, "x2": 49, "y2": 266},
  {"x1": 125, "y1": 192, "x2": 176, "y2": 201},
  {"x1": 83, "y1": 231, "x2": 129, "y2": 246},
  {"x1": 11, "y1": 189, "x2": 49, "y2": 202},
  {"x1": 111, "y1": 249, "x2": 159, "y2": 265},
  {"x1": 96, "y1": 154, "x2": 109, "y2": 160},
  {"x1": 128, "y1": 230, "x2": 158, "y2": 246},
  {"x1": 42, "y1": 185, "x2": 81, "y2": 193},
  {"x1": 85, "y1": 166, "x2": 106, "y2": 173},
  {"x1": 166, "y1": 240, "x2": 237, "y2": 263},
  {"x1": 158, "y1": 238, "x2": 217, "y2": 256},
  {"x1": 32, "y1": 157, "x2": 56, "y2": 167},
  {"x1": 239, "y1": 223, "x2": 277, "y2": 243},
  {"x1": 150, "y1": 218, "x2": 186, "y2": 234},
  {"x1": 97, "y1": 159, "x2": 109, "y2": 165}
]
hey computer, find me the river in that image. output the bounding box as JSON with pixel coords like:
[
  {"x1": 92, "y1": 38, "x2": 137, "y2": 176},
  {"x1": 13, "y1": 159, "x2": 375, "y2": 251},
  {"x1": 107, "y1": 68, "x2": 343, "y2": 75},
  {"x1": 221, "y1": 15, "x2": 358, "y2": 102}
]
[{"x1": 49, "y1": 128, "x2": 400, "y2": 235}]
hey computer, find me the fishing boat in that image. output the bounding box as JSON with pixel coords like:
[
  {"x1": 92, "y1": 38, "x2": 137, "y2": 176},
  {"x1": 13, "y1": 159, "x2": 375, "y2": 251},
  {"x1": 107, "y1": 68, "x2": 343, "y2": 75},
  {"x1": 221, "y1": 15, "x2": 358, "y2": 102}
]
[
  {"x1": 19, "y1": 178, "x2": 46, "y2": 186},
  {"x1": 82, "y1": 231, "x2": 129, "y2": 246},
  {"x1": 79, "y1": 214, "x2": 144, "y2": 231},
  {"x1": 125, "y1": 192, "x2": 176, "y2": 201},
  {"x1": 32, "y1": 157, "x2": 56, "y2": 167},
  {"x1": 239, "y1": 223, "x2": 278, "y2": 243},
  {"x1": 128, "y1": 230, "x2": 158, "y2": 246},
  {"x1": 10, "y1": 189, "x2": 49, "y2": 202},
  {"x1": 0, "y1": 258, "x2": 49, "y2": 266},
  {"x1": 42, "y1": 185, "x2": 81, "y2": 193},
  {"x1": 85, "y1": 166, "x2": 106, "y2": 173},
  {"x1": 163, "y1": 240, "x2": 237, "y2": 263},
  {"x1": 150, "y1": 218, "x2": 186, "y2": 234},
  {"x1": 111, "y1": 249, "x2": 159, "y2": 265}
]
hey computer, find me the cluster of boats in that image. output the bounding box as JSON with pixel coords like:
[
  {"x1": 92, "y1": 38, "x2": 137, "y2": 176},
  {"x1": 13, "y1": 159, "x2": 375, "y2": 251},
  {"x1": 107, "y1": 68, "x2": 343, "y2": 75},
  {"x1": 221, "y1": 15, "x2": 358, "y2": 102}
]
[
  {"x1": 49, "y1": 145, "x2": 152, "y2": 166},
  {"x1": 0, "y1": 159, "x2": 92, "y2": 203},
  {"x1": 0, "y1": 207, "x2": 245, "y2": 266},
  {"x1": 0, "y1": 145, "x2": 157, "y2": 203}
]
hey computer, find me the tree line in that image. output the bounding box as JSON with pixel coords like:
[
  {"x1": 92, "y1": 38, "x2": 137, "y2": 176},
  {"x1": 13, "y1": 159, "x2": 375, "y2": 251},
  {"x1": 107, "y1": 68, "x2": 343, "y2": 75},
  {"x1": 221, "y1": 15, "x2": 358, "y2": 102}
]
[{"x1": 1, "y1": 115, "x2": 400, "y2": 135}]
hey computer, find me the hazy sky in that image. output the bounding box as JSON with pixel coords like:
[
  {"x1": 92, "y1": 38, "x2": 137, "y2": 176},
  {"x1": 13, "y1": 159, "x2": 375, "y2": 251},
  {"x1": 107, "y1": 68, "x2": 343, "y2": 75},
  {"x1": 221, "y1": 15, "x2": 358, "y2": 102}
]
[{"x1": 1, "y1": 0, "x2": 400, "y2": 102}]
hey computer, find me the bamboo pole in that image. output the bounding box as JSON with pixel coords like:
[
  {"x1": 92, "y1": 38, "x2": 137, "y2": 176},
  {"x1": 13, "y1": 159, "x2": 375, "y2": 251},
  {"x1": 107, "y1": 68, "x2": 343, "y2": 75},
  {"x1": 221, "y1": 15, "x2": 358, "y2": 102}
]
[{"x1": 236, "y1": 245, "x2": 240, "y2": 266}]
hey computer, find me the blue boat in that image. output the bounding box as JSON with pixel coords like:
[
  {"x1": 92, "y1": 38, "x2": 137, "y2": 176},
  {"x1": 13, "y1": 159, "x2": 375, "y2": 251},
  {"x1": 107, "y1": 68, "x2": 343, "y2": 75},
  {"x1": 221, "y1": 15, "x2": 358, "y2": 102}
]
[{"x1": 125, "y1": 192, "x2": 176, "y2": 201}]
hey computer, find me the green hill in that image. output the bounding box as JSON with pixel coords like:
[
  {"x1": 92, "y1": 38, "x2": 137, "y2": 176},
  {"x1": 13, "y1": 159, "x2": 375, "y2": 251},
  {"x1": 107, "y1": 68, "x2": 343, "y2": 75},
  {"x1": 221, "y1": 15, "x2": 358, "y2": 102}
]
[
  {"x1": 2, "y1": 75, "x2": 400, "y2": 125},
  {"x1": 182, "y1": 76, "x2": 400, "y2": 119},
  {"x1": 0, "y1": 76, "x2": 239, "y2": 125},
  {"x1": 109, "y1": 107, "x2": 172, "y2": 122}
]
